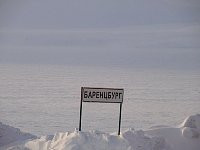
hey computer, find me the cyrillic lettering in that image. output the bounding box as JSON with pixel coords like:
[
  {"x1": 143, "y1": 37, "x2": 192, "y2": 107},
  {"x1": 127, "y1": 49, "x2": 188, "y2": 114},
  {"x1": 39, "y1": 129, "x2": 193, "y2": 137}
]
[
  {"x1": 84, "y1": 91, "x2": 88, "y2": 98},
  {"x1": 96, "y1": 92, "x2": 99, "y2": 98}
]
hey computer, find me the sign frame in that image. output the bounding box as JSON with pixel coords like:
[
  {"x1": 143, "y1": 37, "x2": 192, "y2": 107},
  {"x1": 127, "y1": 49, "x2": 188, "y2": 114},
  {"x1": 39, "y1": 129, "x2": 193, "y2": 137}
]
[
  {"x1": 82, "y1": 87, "x2": 124, "y2": 103},
  {"x1": 79, "y1": 87, "x2": 124, "y2": 135}
]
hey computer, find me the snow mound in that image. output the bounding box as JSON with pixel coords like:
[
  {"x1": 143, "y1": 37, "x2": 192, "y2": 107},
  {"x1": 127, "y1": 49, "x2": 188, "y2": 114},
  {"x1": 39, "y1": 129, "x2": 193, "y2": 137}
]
[
  {"x1": 122, "y1": 128, "x2": 168, "y2": 150},
  {"x1": 6, "y1": 129, "x2": 168, "y2": 150},
  {"x1": 26, "y1": 130, "x2": 127, "y2": 150},
  {"x1": 0, "y1": 122, "x2": 36, "y2": 147},
  {"x1": 181, "y1": 114, "x2": 200, "y2": 129},
  {"x1": 1, "y1": 114, "x2": 200, "y2": 150},
  {"x1": 181, "y1": 127, "x2": 199, "y2": 138},
  {"x1": 181, "y1": 114, "x2": 200, "y2": 138}
]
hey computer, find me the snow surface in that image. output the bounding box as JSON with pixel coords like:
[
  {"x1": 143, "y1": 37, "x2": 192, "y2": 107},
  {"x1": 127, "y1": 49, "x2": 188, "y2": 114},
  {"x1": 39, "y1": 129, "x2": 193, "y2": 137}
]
[
  {"x1": 1, "y1": 114, "x2": 200, "y2": 150},
  {"x1": 1, "y1": 64, "x2": 200, "y2": 136},
  {"x1": 0, "y1": 122, "x2": 36, "y2": 149}
]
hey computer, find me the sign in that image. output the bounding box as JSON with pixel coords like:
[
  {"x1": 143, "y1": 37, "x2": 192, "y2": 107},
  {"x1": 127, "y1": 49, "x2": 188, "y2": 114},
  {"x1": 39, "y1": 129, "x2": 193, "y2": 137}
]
[
  {"x1": 82, "y1": 87, "x2": 124, "y2": 103},
  {"x1": 79, "y1": 87, "x2": 124, "y2": 135}
]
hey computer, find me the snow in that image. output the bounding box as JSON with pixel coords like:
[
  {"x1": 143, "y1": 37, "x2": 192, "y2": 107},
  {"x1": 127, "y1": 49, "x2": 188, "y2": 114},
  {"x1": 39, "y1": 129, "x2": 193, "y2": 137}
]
[
  {"x1": 1, "y1": 64, "x2": 199, "y2": 136},
  {"x1": 1, "y1": 114, "x2": 200, "y2": 150},
  {"x1": 181, "y1": 114, "x2": 200, "y2": 138},
  {"x1": 0, "y1": 122, "x2": 36, "y2": 149}
]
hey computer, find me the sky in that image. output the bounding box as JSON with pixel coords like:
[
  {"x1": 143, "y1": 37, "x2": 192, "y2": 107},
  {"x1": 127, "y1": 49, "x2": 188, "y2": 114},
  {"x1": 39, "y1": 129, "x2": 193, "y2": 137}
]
[{"x1": 0, "y1": 0, "x2": 200, "y2": 70}]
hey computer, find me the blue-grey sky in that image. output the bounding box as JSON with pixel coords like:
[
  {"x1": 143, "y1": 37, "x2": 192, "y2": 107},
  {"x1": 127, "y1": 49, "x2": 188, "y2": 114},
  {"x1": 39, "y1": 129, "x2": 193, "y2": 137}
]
[
  {"x1": 0, "y1": 0, "x2": 200, "y2": 28},
  {"x1": 0, "y1": 0, "x2": 200, "y2": 70}
]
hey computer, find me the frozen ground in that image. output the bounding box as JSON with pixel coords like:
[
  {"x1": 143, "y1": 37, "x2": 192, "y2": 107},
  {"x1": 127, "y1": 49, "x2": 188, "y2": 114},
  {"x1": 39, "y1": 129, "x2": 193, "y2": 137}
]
[{"x1": 0, "y1": 114, "x2": 200, "y2": 150}]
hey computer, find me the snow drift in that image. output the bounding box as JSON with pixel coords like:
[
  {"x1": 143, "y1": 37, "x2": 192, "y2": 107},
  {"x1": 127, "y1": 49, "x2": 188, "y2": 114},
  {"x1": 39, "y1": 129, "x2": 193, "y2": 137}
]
[
  {"x1": 181, "y1": 114, "x2": 200, "y2": 138},
  {"x1": 1, "y1": 114, "x2": 200, "y2": 150},
  {"x1": 0, "y1": 122, "x2": 36, "y2": 149}
]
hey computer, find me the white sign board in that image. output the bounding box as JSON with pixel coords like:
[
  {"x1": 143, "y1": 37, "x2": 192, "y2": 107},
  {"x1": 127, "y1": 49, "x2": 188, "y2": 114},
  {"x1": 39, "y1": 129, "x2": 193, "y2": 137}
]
[{"x1": 81, "y1": 87, "x2": 124, "y2": 103}]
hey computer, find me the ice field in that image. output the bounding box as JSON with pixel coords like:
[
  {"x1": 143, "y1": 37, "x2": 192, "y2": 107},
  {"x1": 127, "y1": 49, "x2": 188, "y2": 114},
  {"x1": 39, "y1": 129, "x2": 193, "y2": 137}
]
[{"x1": 0, "y1": 64, "x2": 199, "y2": 136}]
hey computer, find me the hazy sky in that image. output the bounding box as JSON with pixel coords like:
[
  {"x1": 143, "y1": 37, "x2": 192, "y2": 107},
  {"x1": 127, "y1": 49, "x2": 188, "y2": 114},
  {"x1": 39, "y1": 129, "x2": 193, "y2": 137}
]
[
  {"x1": 0, "y1": 0, "x2": 200, "y2": 29},
  {"x1": 0, "y1": 0, "x2": 200, "y2": 70}
]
